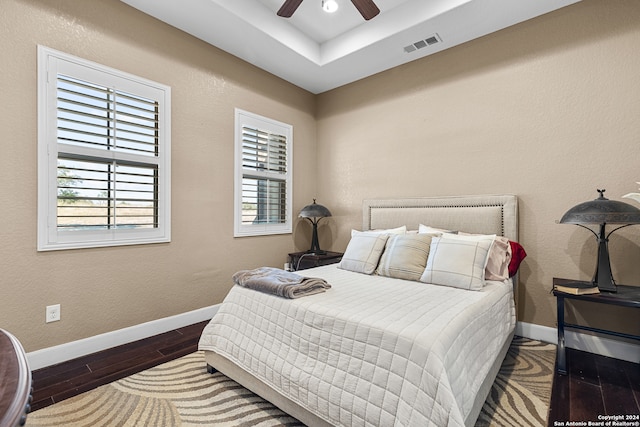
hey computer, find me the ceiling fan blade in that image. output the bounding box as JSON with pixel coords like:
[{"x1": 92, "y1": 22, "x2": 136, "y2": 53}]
[
  {"x1": 277, "y1": 0, "x2": 303, "y2": 18},
  {"x1": 351, "y1": 0, "x2": 380, "y2": 20}
]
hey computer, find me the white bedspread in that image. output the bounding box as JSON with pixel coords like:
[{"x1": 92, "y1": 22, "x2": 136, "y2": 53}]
[{"x1": 198, "y1": 265, "x2": 516, "y2": 427}]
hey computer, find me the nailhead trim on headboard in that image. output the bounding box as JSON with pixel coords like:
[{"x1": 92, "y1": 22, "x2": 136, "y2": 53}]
[
  {"x1": 362, "y1": 195, "x2": 518, "y2": 242},
  {"x1": 365, "y1": 204, "x2": 506, "y2": 236}
]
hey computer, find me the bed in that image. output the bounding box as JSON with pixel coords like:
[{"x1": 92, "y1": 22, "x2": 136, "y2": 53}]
[{"x1": 198, "y1": 194, "x2": 520, "y2": 426}]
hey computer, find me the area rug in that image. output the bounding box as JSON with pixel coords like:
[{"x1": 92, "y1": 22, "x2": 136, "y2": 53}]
[
  {"x1": 26, "y1": 337, "x2": 556, "y2": 427},
  {"x1": 476, "y1": 337, "x2": 556, "y2": 427}
]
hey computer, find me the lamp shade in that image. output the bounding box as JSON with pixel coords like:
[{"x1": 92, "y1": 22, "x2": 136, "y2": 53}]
[
  {"x1": 560, "y1": 189, "x2": 640, "y2": 225},
  {"x1": 298, "y1": 199, "x2": 332, "y2": 254},
  {"x1": 560, "y1": 189, "x2": 640, "y2": 292},
  {"x1": 299, "y1": 200, "x2": 332, "y2": 219}
]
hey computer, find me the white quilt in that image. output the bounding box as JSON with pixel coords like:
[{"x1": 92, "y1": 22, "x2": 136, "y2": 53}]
[{"x1": 198, "y1": 265, "x2": 516, "y2": 427}]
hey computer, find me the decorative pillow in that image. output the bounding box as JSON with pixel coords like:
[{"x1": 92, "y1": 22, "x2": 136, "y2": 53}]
[
  {"x1": 418, "y1": 224, "x2": 457, "y2": 235},
  {"x1": 420, "y1": 233, "x2": 495, "y2": 290},
  {"x1": 458, "y1": 231, "x2": 511, "y2": 281},
  {"x1": 351, "y1": 225, "x2": 406, "y2": 237},
  {"x1": 508, "y1": 241, "x2": 527, "y2": 277},
  {"x1": 339, "y1": 232, "x2": 390, "y2": 274},
  {"x1": 485, "y1": 236, "x2": 511, "y2": 281},
  {"x1": 376, "y1": 233, "x2": 435, "y2": 281}
]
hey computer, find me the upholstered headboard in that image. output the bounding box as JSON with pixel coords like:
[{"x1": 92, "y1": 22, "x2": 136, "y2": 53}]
[{"x1": 362, "y1": 194, "x2": 518, "y2": 241}]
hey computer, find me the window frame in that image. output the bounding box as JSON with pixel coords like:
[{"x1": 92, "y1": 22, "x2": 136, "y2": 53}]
[
  {"x1": 234, "y1": 109, "x2": 293, "y2": 237},
  {"x1": 37, "y1": 46, "x2": 171, "y2": 251}
]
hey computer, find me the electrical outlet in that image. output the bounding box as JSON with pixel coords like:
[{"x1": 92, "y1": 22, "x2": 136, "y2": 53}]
[{"x1": 46, "y1": 304, "x2": 61, "y2": 323}]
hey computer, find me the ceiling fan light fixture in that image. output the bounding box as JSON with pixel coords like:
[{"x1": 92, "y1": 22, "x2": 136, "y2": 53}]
[{"x1": 322, "y1": 0, "x2": 339, "y2": 13}]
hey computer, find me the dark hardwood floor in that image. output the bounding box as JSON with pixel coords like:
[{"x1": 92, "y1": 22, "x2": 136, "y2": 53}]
[
  {"x1": 30, "y1": 321, "x2": 208, "y2": 412},
  {"x1": 31, "y1": 325, "x2": 639, "y2": 425},
  {"x1": 548, "y1": 348, "x2": 640, "y2": 425}
]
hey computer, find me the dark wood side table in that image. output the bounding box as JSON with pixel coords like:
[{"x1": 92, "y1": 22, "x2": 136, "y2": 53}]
[
  {"x1": 0, "y1": 329, "x2": 32, "y2": 427},
  {"x1": 288, "y1": 251, "x2": 343, "y2": 271},
  {"x1": 552, "y1": 278, "x2": 640, "y2": 375}
]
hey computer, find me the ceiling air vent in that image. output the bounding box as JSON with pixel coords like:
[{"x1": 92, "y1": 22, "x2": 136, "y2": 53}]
[{"x1": 404, "y1": 33, "x2": 441, "y2": 53}]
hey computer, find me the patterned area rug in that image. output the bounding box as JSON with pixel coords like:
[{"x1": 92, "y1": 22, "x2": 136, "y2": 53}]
[
  {"x1": 27, "y1": 337, "x2": 555, "y2": 427},
  {"x1": 477, "y1": 337, "x2": 556, "y2": 427}
]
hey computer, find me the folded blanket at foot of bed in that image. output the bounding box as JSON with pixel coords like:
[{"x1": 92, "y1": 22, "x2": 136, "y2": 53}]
[{"x1": 232, "y1": 267, "x2": 331, "y2": 298}]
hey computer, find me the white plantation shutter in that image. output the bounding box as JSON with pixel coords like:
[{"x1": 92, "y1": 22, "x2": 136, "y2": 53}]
[
  {"x1": 56, "y1": 157, "x2": 158, "y2": 230},
  {"x1": 56, "y1": 75, "x2": 160, "y2": 230},
  {"x1": 234, "y1": 110, "x2": 292, "y2": 237},
  {"x1": 241, "y1": 126, "x2": 287, "y2": 225},
  {"x1": 38, "y1": 46, "x2": 171, "y2": 250},
  {"x1": 56, "y1": 75, "x2": 159, "y2": 156}
]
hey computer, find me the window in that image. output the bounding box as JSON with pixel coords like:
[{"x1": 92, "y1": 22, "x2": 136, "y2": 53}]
[
  {"x1": 37, "y1": 46, "x2": 171, "y2": 251},
  {"x1": 234, "y1": 109, "x2": 292, "y2": 237}
]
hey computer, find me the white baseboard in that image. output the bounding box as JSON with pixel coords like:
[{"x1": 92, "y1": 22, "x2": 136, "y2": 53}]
[
  {"x1": 516, "y1": 321, "x2": 640, "y2": 364},
  {"x1": 27, "y1": 305, "x2": 219, "y2": 370}
]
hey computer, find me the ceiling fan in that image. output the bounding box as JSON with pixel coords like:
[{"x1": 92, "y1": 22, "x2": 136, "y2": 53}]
[{"x1": 277, "y1": 0, "x2": 381, "y2": 21}]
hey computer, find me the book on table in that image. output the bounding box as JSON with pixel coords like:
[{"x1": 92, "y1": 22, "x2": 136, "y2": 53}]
[{"x1": 554, "y1": 282, "x2": 600, "y2": 295}]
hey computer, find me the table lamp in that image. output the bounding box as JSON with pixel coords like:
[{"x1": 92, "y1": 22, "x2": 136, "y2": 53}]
[
  {"x1": 299, "y1": 199, "x2": 332, "y2": 254},
  {"x1": 559, "y1": 189, "x2": 640, "y2": 292}
]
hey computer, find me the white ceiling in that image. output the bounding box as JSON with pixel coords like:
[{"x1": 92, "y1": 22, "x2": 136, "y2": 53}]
[{"x1": 120, "y1": 0, "x2": 580, "y2": 94}]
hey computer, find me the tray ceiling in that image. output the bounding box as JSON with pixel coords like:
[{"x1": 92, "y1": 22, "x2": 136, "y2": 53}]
[{"x1": 121, "y1": 0, "x2": 580, "y2": 94}]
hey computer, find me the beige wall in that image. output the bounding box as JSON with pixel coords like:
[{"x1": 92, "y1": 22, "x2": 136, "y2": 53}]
[
  {"x1": 0, "y1": 0, "x2": 317, "y2": 352},
  {"x1": 2, "y1": 0, "x2": 639, "y2": 354},
  {"x1": 317, "y1": 0, "x2": 640, "y2": 337}
]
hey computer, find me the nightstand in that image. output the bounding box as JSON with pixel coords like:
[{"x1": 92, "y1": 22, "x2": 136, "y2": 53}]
[
  {"x1": 552, "y1": 277, "x2": 640, "y2": 375},
  {"x1": 288, "y1": 251, "x2": 343, "y2": 271}
]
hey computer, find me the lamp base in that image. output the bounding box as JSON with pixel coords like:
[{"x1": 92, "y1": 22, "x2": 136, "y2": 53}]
[
  {"x1": 306, "y1": 221, "x2": 326, "y2": 255},
  {"x1": 305, "y1": 250, "x2": 327, "y2": 256},
  {"x1": 593, "y1": 280, "x2": 617, "y2": 293},
  {"x1": 593, "y1": 223, "x2": 617, "y2": 293}
]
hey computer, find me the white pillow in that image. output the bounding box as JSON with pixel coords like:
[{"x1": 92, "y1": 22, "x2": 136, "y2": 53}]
[
  {"x1": 420, "y1": 233, "x2": 495, "y2": 290},
  {"x1": 339, "y1": 232, "x2": 390, "y2": 274},
  {"x1": 351, "y1": 225, "x2": 406, "y2": 237},
  {"x1": 418, "y1": 224, "x2": 455, "y2": 235}
]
